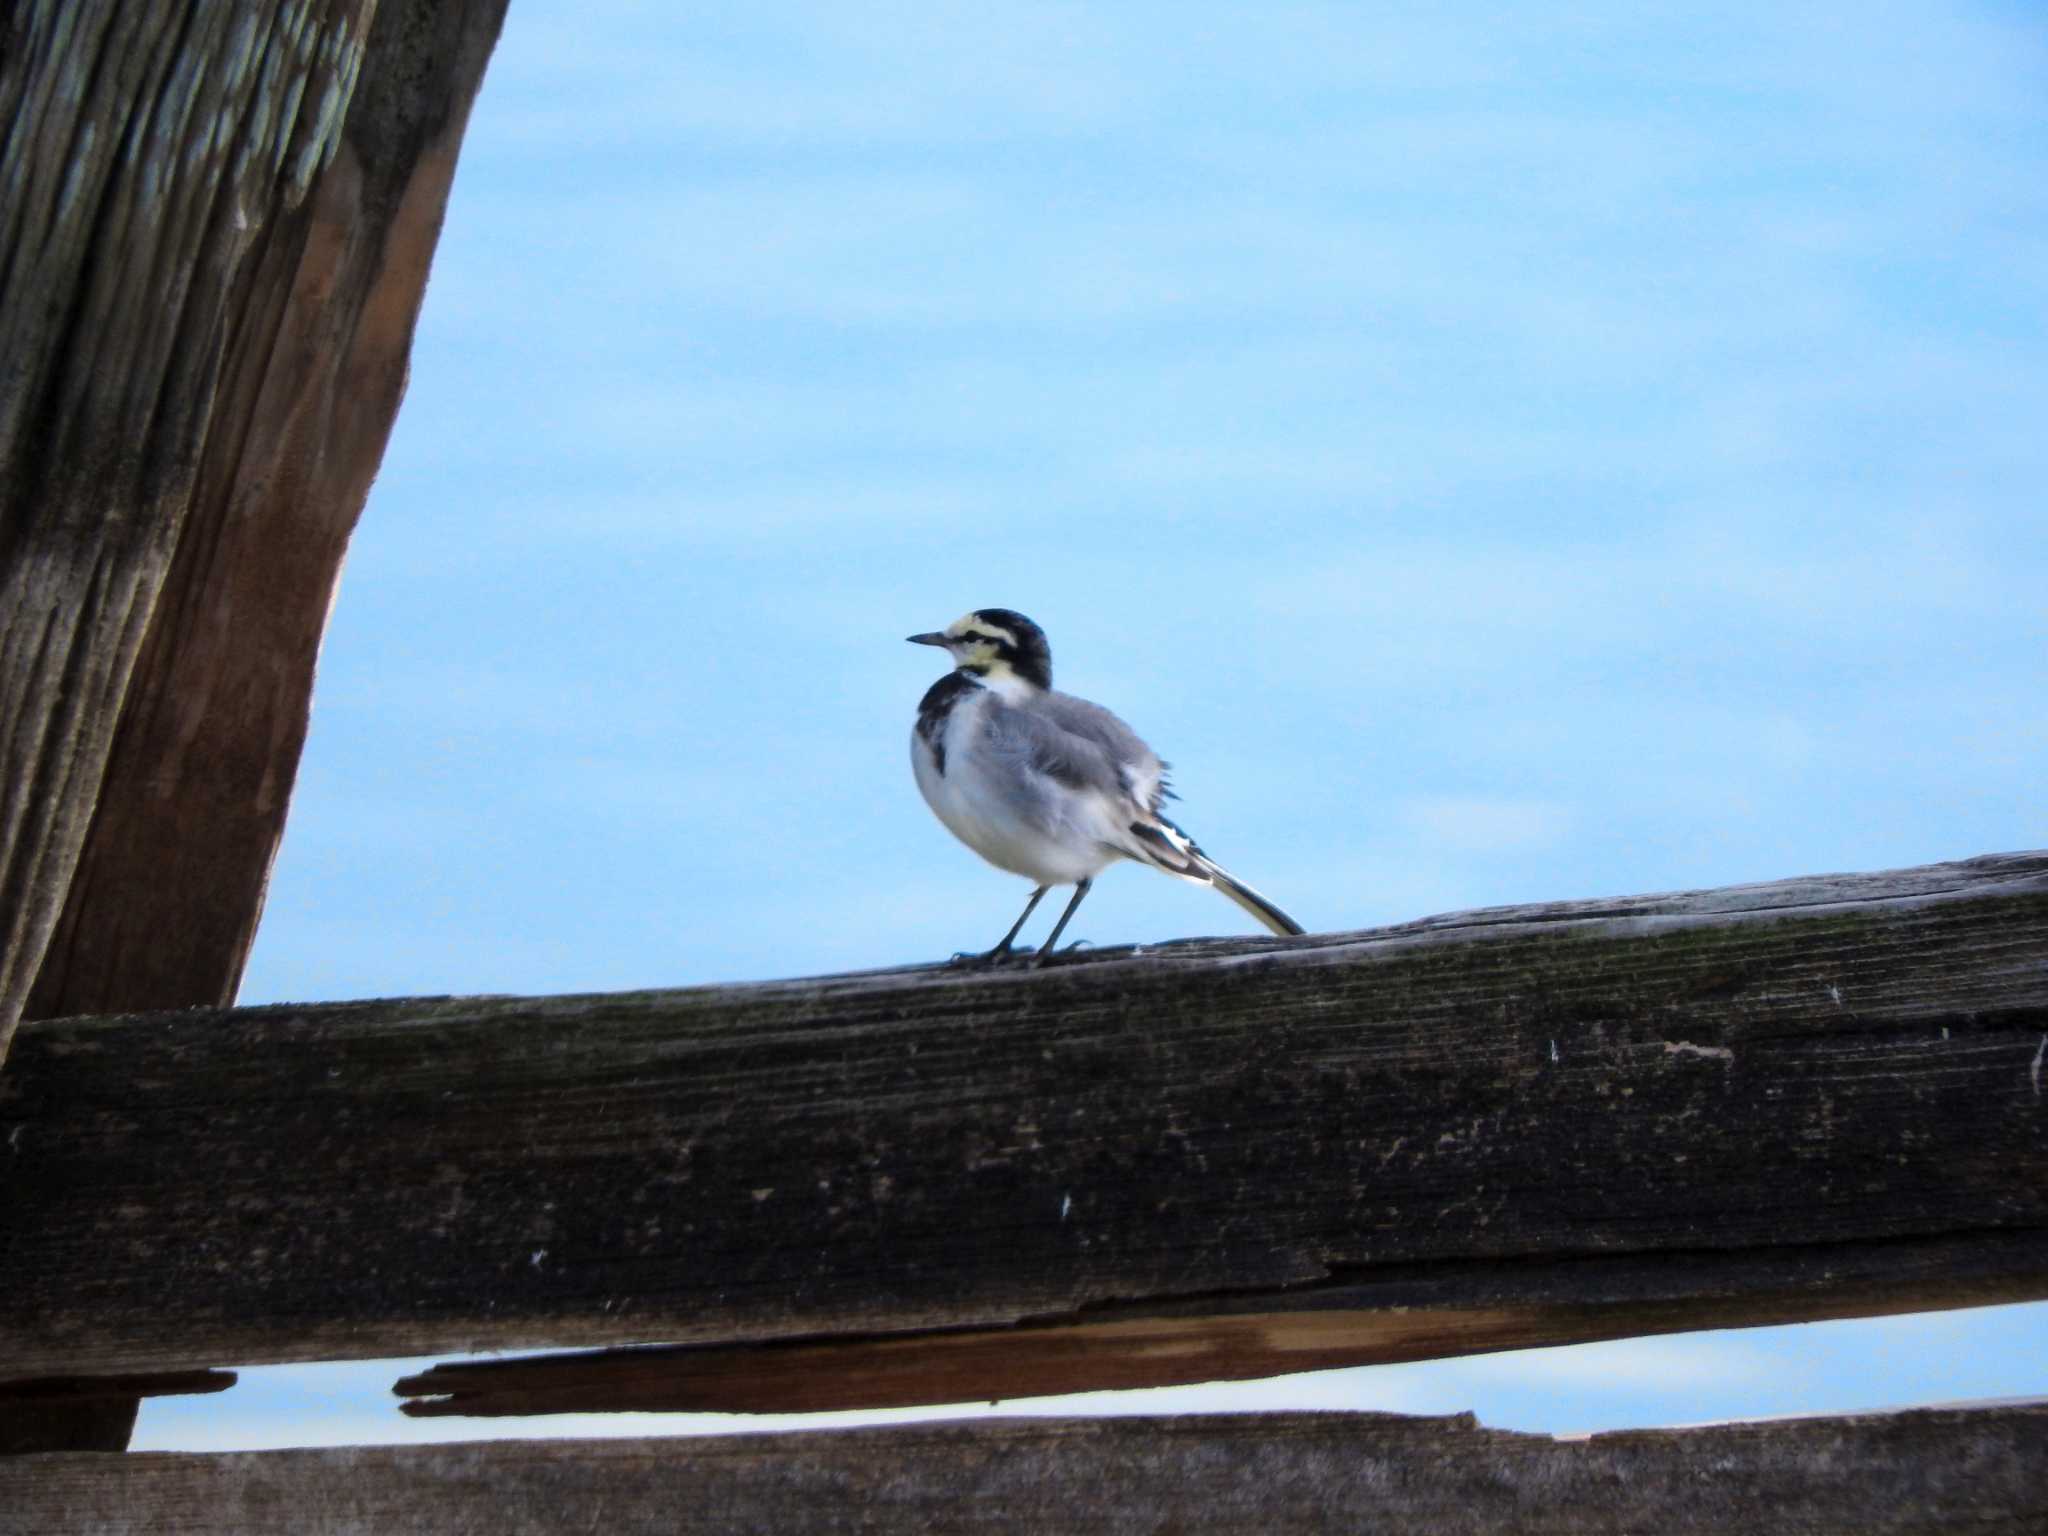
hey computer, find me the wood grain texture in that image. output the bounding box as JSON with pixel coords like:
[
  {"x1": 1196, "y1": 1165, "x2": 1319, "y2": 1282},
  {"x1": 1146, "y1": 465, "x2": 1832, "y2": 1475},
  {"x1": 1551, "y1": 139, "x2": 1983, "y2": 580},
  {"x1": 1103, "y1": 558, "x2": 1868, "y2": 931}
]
[
  {"x1": 0, "y1": 0, "x2": 508, "y2": 1060},
  {"x1": 391, "y1": 1231, "x2": 2048, "y2": 1416},
  {"x1": 3, "y1": 1406, "x2": 2044, "y2": 1534},
  {"x1": 21, "y1": 0, "x2": 510, "y2": 1029},
  {"x1": 0, "y1": 0, "x2": 369, "y2": 1055},
  {"x1": 2, "y1": 854, "x2": 2044, "y2": 1389},
  {"x1": 0, "y1": 0, "x2": 505, "y2": 1453}
]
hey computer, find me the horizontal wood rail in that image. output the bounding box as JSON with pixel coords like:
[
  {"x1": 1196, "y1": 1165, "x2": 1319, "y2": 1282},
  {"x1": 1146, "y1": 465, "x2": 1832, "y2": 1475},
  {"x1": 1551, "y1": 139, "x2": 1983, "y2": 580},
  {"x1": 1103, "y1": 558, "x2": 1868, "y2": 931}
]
[
  {"x1": 4, "y1": 1406, "x2": 2044, "y2": 1532},
  {"x1": 3, "y1": 854, "x2": 2044, "y2": 1412}
]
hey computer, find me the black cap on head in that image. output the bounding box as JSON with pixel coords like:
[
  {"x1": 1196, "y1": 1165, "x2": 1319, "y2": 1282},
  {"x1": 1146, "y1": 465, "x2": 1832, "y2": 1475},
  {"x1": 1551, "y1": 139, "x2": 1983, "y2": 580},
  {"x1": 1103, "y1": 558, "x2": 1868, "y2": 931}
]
[{"x1": 969, "y1": 609, "x2": 1052, "y2": 689}]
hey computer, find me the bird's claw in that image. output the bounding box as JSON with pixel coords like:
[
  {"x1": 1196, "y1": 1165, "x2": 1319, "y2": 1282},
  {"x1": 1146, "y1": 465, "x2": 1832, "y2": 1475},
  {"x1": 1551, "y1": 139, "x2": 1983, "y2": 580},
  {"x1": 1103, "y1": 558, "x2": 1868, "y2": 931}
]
[{"x1": 948, "y1": 946, "x2": 1035, "y2": 969}]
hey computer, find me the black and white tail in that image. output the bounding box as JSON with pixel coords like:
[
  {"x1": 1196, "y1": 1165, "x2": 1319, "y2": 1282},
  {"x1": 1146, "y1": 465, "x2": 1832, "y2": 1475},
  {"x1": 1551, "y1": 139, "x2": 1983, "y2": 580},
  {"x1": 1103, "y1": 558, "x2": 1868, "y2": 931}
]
[
  {"x1": 1126, "y1": 817, "x2": 1305, "y2": 937},
  {"x1": 1203, "y1": 859, "x2": 1306, "y2": 936}
]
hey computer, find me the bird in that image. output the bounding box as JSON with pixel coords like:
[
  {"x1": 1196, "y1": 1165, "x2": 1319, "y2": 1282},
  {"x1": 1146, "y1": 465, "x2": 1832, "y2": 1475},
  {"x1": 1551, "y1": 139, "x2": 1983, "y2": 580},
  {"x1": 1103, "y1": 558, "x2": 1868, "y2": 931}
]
[{"x1": 907, "y1": 608, "x2": 1304, "y2": 964}]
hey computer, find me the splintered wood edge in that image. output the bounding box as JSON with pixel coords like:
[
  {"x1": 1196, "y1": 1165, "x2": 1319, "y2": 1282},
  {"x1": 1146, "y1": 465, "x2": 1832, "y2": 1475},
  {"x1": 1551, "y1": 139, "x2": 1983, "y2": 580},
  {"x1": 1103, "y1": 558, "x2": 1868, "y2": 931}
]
[
  {"x1": 0, "y1": 1371, "x2": 236, "y2": 1403},
  {"x1": 393, "y1": 1244, "x2": 2048, "y2": 1417}
]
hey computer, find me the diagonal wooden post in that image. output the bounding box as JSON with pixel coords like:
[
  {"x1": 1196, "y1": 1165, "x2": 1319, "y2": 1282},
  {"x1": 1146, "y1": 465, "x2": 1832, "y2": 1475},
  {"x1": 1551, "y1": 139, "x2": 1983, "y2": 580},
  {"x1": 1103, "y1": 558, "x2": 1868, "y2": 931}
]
[
  {"x1": 0, "y1": 0, "x2": 508, "y2": 1061},
  {"x1": 0, "y1": 0, "x2": 509, "y2": 1455}
]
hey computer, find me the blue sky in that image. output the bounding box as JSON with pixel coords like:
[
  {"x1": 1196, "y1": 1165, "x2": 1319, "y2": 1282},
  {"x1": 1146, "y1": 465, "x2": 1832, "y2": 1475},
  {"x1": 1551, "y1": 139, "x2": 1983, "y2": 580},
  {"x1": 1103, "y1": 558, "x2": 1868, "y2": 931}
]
[{"x1": 141, "y1": 1, "x2": 2045, "y2": 1448}]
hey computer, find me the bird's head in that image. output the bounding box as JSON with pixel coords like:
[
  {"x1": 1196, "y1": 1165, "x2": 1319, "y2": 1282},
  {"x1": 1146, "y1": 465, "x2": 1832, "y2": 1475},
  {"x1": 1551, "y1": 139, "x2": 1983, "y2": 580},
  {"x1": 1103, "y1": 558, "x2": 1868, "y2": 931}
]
[{"x1": 908, "y1": 609, "x2": 1052, "y2": 690}]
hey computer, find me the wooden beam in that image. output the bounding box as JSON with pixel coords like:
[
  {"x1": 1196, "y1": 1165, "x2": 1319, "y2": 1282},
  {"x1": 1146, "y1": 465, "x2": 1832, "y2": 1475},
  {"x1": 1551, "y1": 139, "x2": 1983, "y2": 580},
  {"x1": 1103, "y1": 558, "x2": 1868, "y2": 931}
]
[
  {"x1": 392, "y1": 1231, "x2": 2048, "y2": 1416},
  {"x1": 0, "y1": 0, "x2": 360, "y2": 1054},
  {"x1": 20, "y1": 0, "x2": 510, "y2": 1031},
  {"x1": 0, "y1": 0, "x2": 510, "y2": 1060},
  {"x1": 3, "y1": 854, "x2": 2045, "y2": 1392},
  {"x1": 0, "y1": 0, "x2": 506, "y2": 1451},
  {"x1": 3, "y1": 1406, "x2": 2044, "y2": 1533}
]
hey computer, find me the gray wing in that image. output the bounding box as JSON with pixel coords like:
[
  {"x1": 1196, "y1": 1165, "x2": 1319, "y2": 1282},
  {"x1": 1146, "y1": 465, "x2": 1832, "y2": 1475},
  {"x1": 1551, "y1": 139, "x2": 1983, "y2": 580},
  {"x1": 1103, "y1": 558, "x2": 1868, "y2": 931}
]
[
  {"x1": 1016, "y1": 691, "x2": 1170, "y2": 810},
  {"x1": 982, "y1": 696, "x2": 1130, "y2": 802},
  {"x1": 1039, "y1": 691, "x2": 1172, "y2": 809}
]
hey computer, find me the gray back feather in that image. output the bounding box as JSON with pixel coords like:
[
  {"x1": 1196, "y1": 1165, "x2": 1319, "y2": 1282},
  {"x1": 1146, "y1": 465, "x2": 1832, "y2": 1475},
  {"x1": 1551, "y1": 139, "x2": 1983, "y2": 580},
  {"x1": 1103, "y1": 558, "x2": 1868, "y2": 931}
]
[{"x1": 988, "y1": 690, "x2": 1166, "y2": 810}]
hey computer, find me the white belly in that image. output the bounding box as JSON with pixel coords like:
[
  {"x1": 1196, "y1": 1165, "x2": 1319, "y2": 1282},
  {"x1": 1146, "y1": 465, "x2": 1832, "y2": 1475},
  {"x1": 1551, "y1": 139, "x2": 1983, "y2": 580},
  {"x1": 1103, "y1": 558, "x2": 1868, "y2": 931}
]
[{"x1": 911, "y1": 695, "x2": 1120, "y2": 887}]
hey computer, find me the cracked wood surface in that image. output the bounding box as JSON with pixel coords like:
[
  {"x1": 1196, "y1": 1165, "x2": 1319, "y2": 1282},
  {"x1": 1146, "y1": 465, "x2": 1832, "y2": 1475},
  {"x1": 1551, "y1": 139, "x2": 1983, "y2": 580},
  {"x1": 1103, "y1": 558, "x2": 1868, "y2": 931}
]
[
  {"x1": 0, "y1": 0, "x2": 371, "y2": 1057},
  {"x1": 0, "y1": 0, "x2": 509, "y2": 1064},
  {"x1": 3, "y1": 1406, "x2": 2045, "y2": 1534},
  {"x1": 2, "y1": 853, "x2": 2044, "y2": 1395},
  {"x1": 0, "y1": 0, "x2": 504, "y2": 1451},
  {"x1": 19, "y1": 0, "x2": 508, "y2": 1037}
]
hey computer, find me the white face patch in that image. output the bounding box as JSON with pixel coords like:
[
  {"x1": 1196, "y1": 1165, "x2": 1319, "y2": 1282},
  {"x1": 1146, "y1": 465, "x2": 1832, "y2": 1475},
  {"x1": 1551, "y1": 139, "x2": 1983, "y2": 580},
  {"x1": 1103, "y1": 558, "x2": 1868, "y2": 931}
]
[
  {"x1": 946, "y1": 613, "x2": 1017, "y2": 644},
  {"x1": 944, "y1": 612, "x2": 1019, "y2": 671}
]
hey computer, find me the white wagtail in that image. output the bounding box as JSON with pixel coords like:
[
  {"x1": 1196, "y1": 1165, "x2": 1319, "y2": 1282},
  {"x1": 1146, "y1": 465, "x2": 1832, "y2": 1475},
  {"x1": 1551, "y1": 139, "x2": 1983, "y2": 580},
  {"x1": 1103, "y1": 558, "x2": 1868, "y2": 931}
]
[{"x1": 908, "y1": 608, "x2": 1304, "y2": 963}]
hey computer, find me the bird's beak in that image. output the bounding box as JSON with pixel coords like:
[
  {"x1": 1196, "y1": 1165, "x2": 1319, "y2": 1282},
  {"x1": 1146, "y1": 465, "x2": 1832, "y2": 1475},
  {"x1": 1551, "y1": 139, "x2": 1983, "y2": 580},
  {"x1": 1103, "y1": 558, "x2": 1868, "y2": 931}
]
[{"x1": 906, "y1": 632, "x2": 951, "y2": 647}]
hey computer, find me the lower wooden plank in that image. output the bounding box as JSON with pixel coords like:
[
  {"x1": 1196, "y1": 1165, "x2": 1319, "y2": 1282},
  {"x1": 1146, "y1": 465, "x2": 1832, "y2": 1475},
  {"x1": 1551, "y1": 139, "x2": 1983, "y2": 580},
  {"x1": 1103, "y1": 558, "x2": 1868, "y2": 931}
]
[
  {"x1": 395, "y1": 1230, "x2": 2048, "y2": 1415},
  {"x1": 3, "y1": 1406, "x2": 2043, "y2": 1534}
]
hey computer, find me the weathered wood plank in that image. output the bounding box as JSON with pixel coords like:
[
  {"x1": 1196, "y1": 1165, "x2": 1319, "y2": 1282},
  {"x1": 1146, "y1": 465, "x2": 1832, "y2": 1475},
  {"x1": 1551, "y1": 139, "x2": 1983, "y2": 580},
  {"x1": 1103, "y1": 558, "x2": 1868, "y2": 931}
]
[
  {"x1": 4, "y1": 1406, "x2": 2045, "y2": 1534},
  {"x1": 0, "y1": 0, "x2": 506, "y2": 1450},
  {"x1": 393, "y1": 1231, "x2": 2048, "y2": 1416},
  {"x1": 0, "y1": 0, "x2": 510, "y2": 1060},
  {"x1": 20, "y1": 0, "x2": 510, "y2": 1029},
  {"x1": 2, "y1": 854, "x2": 2045, "y2": 1390},
  {"x1": 0, "y1": 0, "x2": 369, "y2": 1057}
]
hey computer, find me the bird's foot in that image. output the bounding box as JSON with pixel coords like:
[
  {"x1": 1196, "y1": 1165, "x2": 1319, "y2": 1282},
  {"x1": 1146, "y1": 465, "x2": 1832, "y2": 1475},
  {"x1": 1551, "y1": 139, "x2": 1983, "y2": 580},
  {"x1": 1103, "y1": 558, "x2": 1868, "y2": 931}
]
[{"x1": 949, "y1": 946, "x2": 1034, "y2": 969}]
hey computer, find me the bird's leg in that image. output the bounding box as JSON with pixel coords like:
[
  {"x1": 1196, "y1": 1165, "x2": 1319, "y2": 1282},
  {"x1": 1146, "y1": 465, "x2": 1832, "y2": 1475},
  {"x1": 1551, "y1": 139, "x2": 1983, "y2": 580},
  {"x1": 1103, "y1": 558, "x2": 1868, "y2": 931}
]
[
  {"x1": 1032, "y1": 878, "x2": 1093, "y2": 966},
  {"x1": 982, "y1": 885, "x2": 1049, "y2": 963}
]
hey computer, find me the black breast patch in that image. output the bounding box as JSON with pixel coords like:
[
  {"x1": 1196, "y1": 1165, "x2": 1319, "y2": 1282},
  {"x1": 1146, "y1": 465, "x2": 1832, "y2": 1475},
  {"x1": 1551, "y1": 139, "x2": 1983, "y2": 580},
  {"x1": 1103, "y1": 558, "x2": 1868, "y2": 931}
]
[{"x1": 916, "y1": 672, "x2": 979, "y2": 776}]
